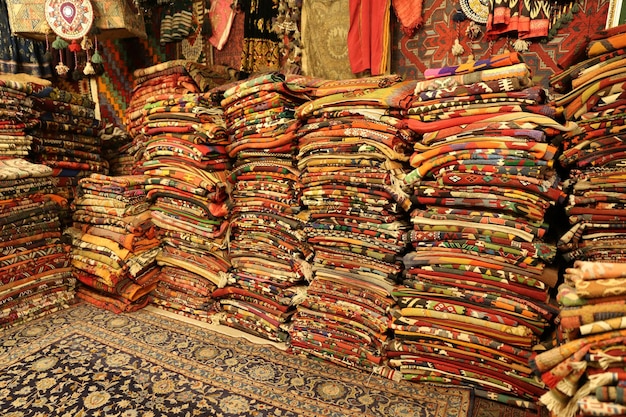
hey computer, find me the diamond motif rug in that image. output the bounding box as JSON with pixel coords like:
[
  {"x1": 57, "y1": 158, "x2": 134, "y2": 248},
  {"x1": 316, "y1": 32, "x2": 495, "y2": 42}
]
[{"x1": 0, "y1": 303, "x2": 471, "y2": 417}]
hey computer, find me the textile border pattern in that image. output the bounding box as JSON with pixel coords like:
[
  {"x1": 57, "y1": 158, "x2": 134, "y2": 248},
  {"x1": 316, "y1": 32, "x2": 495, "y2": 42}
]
[{"x1": 0, "y1": 303, "x2": 472, "y2": 417}]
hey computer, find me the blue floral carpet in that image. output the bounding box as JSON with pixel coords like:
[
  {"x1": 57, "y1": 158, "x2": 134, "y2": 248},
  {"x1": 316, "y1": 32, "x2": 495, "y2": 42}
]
[{"x1": 0, "y1": 303, "x2": 471, "y2": 417}]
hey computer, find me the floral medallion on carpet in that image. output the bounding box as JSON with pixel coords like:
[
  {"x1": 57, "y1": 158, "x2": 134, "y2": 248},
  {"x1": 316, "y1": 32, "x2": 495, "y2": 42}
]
[{"x1": 0, "y1": 303, "x2": 471, "y2": 417}]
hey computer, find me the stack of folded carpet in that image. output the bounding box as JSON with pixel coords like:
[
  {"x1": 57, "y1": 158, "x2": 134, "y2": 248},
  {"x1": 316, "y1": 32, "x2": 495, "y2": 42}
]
[
  {"x1": 127, "y1": 60, "x2": 233, "y2": 321},
  {"x1": 0, "y1": 79, "x2": 39, "y2": 159},
  {"x1": 554, "y1": 32, "x2": 626, "y2": 264},
  {"x1": 213, "y1": 73, "x2": 313, "y2": 342},
  {"x1": 0, "y1": 158, "x2": 74, "y2": 329},
  {"x1": 287, "y1": 75, "x2": 416, "y2": 375},
  {"x1": 531, "y1": 261, "x2": 626, "y2": 417},
  {"x1": 28, "y1": 83, "x2": 107, "y2": 200},
  {"x1": 530, "y1": 28, "x2": 626, "y2": 417},
  {"x1": 101, "y1": 125, "x2": 134, "y2": 176},
  {"x1": 65, "y1": 174, "x2": 161, "y2": 314},
  {"x1": 125, "y1": 60, "x2": 234, "y2": 173},
  {"x1": 388, "y1": 52, "x2": 573, "y2": 409}
]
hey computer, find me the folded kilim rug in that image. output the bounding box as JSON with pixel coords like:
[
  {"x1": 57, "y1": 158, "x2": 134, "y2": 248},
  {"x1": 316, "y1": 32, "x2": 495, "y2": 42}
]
[{"x1": 0, "y1": 302, "x2": 471, "y2": 417}]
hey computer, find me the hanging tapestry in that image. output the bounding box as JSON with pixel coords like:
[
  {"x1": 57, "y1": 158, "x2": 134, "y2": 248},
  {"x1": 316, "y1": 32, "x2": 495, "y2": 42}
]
[
  {"x1": 486, "y1": 0, "x2": 551, "y2": 40},
  {"x1": 0, "y1": 0, "x2": 52, "y2": 77},
  {"x1": 347, "y1": 0, "x2": 392, "y2": 75},
  {"x1": 239, "y1": 0, "x2": 279, "y2": 73},
  {"x1": 208, "y1": 0, "x2": 236, "y2": 50},
  {"x1": 301, "y1": 0, "x2": 354, "y2": 79},
  {"x1": 392, "y1": 0, "x2": 424, "y2": 36},
  {"x1": 392, "y1": 0, "x2": 610, "y2": 87}
]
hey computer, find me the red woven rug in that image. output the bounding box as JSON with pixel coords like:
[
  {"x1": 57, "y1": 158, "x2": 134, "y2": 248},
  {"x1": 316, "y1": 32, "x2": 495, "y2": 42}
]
[{"x1": 391, "y1": 0, "x2": 610, "y2": 87}]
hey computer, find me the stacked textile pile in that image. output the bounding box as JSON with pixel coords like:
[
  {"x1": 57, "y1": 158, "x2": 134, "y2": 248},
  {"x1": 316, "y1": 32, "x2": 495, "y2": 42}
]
[
  {"x1": 0, "y1": 79, "x2": 39, "y2": 159},
  {"x1": 28, "y1": 83, "x2": 106, "y2": 200},
  {"x1": 65, "y1": 174, "x2": 160, "y2": 314},
  {"x1": 390, "y1": 52, "x2": 573, "y2": 409},
  {"x1": 530, "y1": 29, "x2": 626, "y2": 417},
  {"x1": 288, "y1": 75, "x2": 416, "y2": 374},
  {"x1": 125, "y1": 60, "x2": 234, "y2": 173},
  {"x1": 127, "y1": 60, "x2": 233, "y2": 321},
  {"x1": 532, "y1": 261, "x2": 626, "y2": 417},
  {"x1": 101, "y1": 125, "x2": 134, "y2": 176},
  {"x1": 214, "y1": 73, "x2": 313, "y2": 342},
  {"x1": 0, "y1": 158, "x2": 74, "y2": 329}
]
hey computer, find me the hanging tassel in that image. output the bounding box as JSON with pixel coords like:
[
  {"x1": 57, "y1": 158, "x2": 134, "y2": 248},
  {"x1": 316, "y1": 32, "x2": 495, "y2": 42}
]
[
  {"x1": 91, "y1": 49, "x2": 103, "y2": 64},
  {"x1": 68, "y1": 40, "x2": 81, "y2": 53},
  {"x1": 466, "y1": 21, "x2": 481, "y2": 40},
  {"x1": 72, "y1": 51, "x2": 82, "y2": 81},
  {"x1": 451, "y1": 38, "x2": 464, "y2": 56},
  {"x1": 513, "y1": 38, "x2": 531, "y2": 52},
  {"x1": 91, "y1": 36, "x2": 103, "y2": 64},
  {"x1": 43, "y1": 33, "x2": 52, "y2": 62},
  {"x1": 55, "y1": 61, "x2": 70, "y2": 75},
  {"x1": 81, "y1": 37, "x2": 93, "y2": 50},
  {"x1": 52, "y1": 36, "x2": 69, "y2": 50},
  {"x1": 451, "y1": 14, "x2": 465, "y2": 58},
  {"x1": 83, "y1": 61, "x2": 95, "y2": 76},
  {"x1": 452, "y1": 9, "x2": 466, "y2": 22}
]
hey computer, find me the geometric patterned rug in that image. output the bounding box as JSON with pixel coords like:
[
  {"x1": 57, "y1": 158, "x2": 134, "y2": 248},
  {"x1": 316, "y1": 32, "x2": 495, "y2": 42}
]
[
  {"x1": 391, "y1": 0, "x2": 611, "y2": 88},
  {"x1": 0, "y1": 303, "x2": 472, "y2": 417}
]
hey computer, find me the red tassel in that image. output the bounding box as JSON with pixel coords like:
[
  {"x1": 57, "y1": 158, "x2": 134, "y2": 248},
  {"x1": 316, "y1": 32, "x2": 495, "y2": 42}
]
[{"x1": 68, "y1": 40, "x2": 82, "y2": 53}]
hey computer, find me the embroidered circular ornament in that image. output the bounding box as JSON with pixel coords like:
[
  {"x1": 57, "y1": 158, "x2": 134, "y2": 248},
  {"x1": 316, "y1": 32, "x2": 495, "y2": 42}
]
[
  {"x1": 45, "y1": 0, "x2": 94, "y2": 40},
  {"x1": 460, "y1": 0, "x2": 490, "y2": 24}
]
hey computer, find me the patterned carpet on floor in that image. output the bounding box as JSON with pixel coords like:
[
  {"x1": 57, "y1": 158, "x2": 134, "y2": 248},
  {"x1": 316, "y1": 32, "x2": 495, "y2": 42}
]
[{"x1": 0, "y1": 302, "x2": 472, "y2": 417}]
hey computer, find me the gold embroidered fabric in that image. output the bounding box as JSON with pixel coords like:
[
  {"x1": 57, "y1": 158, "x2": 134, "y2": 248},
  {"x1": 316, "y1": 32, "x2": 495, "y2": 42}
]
[{"x1": 301, "y1": 0, "x2": 354, "y2": 79}]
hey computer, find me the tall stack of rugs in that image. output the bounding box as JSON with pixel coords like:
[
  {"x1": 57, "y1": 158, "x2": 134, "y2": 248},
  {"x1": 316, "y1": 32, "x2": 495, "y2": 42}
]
[
  {"x1": 28, "y1": 82, "x2": 106, "y2": 201},
  {"x1": 126, "y1": 60, "x2": 233, "y2": 322},
  {"x1": 531, "y1": 26, "x2": 626, "y2": 417},
  {"x1": 387, "y1": 51, "x2": 575, "y2": 409},
  {"x1": 213, "y1": 73, "x2": 312, "y2": 342},
  {"x1": 288, "y1": 76, "x2": 415, "y2": 376},
  {"x1": 0, "y1": 78, "x2": 38, "y2": 159},
  {"x1": 65, "y1": 174, "x2": 161, "y2": 313},
  {"x1": 0, "y1": 158, "x2": 74, "y2": 329}
]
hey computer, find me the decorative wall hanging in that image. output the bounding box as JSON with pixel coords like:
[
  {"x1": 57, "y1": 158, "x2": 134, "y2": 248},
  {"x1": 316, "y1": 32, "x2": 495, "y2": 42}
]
[
  {"x1": 6, "y1": 0, "x2": 147, "y2": 41},
  {"x1": 208, "y1": 0, "x2": 237, "y2": 50},
  {"x1": 271, "y1": 0, "x2": 302, "y2": 72},
  {"x1": 301, "y1": 0, "x2": 353, "y2": 79},
  {"x1": 392, "y1": 0, "x2": 610, "y2": 88},
  {"x1": 459, "y1": 0, "x2": 489, "y2": 24},
  {"x1": 180, "y1": 0, "x2": 205, "y2": 62},
  {"x1": 392, "y1": 0, "x2": 424, "y2": 36},
  {"x1": 44, "y1": 0, "x2": 94, "y2": 39}
]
